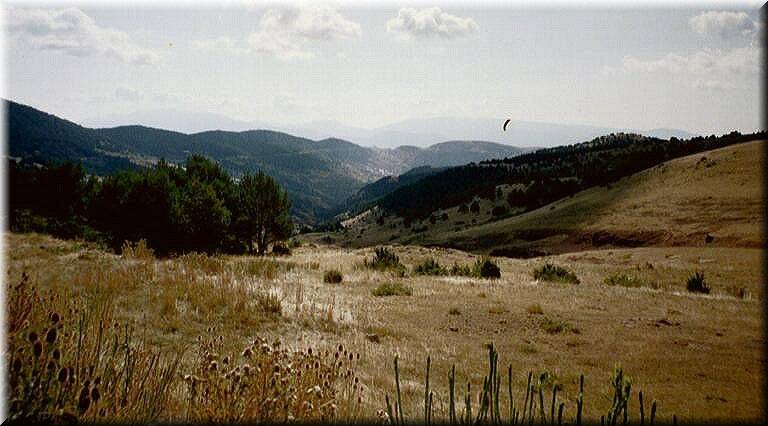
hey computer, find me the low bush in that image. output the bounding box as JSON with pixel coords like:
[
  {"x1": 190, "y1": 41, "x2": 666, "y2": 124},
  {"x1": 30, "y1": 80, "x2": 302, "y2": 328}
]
[
  {"x1": 271, "y1": 242, "x2": 292, "y2": 256},
  {"x1": 686, "y1": 271, "x2": 710, "y2": 294},
  {"x1": 449, "y1": 263, "x2": 473, "y2": 277},
  {"x1": 365, "y1": 247, "x2": 406, "y2": 275},
  {"x1": 323, "y1": 269, "x2": 343, "y2": 284},
  {"x1": 473, "y1": 257, "x2": 501, "y2": 279},
  {"x1": 372, "y1": 282, "x2": 413, "y2": 297},
  {"x1": 604, "y1": 272, "x2": 646, "y2": 288},
  {"x1": 540, "y1": 316, "x2": 579, "y2": 334},
  {"x1": 533, "y1": 263, "x2": 580, "y2": 284},
  {"x1": 413, "y1": 258, "x2": 446, "y2": 276}
]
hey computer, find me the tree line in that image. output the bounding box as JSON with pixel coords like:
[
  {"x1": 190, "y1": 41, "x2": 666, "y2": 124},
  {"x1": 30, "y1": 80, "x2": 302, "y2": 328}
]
[
  {"x1": 8, "y1": 155, "x2": 293, "y2": 255},
  {"x1": 377, "y1": 131, "x2": 766, "y2": 221}
]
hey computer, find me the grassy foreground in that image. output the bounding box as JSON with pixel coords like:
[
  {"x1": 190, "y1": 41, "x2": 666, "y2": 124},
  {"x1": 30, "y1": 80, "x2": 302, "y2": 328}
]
[{"x1": 5, "y1": 232, "x2": 763, "y2": 423}]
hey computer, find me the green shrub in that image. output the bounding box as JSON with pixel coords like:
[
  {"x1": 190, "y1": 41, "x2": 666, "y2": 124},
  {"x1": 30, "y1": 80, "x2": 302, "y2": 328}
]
[
  {"x1": 323, "y1": 269, "x2": 343, "y2": 284},
  {"x1": 372, "y1": 282, "x2": 413, "y2": 297},
  {"x1": 365, "y1": 247, "x2": 406, "y2": 275},
  {"x1": 473, "y1": 257, "x2": 501, "y2": 279},
  {"x1": 413, "y1": 257, "x2": 446, "y2": 275},
  {"x1": 533, "y1": 263, "x2": 579, "y2": 284},
  {"x1": 686, "y1": 271, "x2": 710, "y2": 294},
  {"x1": 449, "y1": 263, "x2": 473, "y2": 277},
  {"x1": 604, "y1": 273, "x2": 646, "y2": 288}
]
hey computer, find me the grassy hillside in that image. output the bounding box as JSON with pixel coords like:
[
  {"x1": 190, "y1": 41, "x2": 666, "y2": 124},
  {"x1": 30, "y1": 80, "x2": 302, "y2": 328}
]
[
  {"x1": 7, "y1": 232, "x2": 762, "y2": 422},
  {"x1": 372, "y1": 132, "x2": 763, "y2": 224},
  {"x1": 316, "y1": 140, "x2": 764, "y2": 255}
]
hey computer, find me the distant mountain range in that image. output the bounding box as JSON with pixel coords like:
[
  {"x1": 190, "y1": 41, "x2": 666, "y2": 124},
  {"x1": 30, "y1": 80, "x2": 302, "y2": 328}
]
[
  {"x1": 85, "y1": 109, "x2": 698, "y2": 149},
  {"x1": 6, "y1": 100, "x2": 527, "y2": 224}
]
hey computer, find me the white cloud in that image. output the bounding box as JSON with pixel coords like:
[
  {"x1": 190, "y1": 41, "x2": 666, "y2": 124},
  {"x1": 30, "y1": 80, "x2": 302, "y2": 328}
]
[
  {"x1": 386, "y1": 7, "x2": 478, "y2": 40},
  {"x1": 249, "y1": 6, "x2": 360, "y2": 61},
  {"x1": 604, "y1": 10, "x2": 761, "y2": 87},
  {"x1": 618, "y1": 46, "x2": 759, "y2": 76},
  {"x1": 258, "y1": 7, "x2": 361, "y2": 41},
  {"x1": 195, "y1": 6, "x2": 360, "y2": 61},
  {"x1": 689, "y1": 11, "x2": 757, "y2": 41},
  {"x1": 7, "y1": 7, "x2": 160, "y2": 66}
]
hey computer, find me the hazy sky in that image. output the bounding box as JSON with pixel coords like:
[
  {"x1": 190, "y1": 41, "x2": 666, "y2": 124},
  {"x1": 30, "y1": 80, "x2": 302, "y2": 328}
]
[{"x1": 2, "y1": 1, "x2": 763, "y2": 134}]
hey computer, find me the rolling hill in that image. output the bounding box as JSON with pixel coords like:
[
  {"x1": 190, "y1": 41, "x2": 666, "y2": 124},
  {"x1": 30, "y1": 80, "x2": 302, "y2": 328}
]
[
  {"x1": 87, "y1": 111, "x2": 697, "y2": 148},
  {"x1": 318, "y1": 135, "x2": 764, "y2": 255},
  {"x1": 437, "y1": 139, "x2": 765, "y2": 255},
  {"x1": 5, "y1": 100, "x2": 526, "y2": 223}
]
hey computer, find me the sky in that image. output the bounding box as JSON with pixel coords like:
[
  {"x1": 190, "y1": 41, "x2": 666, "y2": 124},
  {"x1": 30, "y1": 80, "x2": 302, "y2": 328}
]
[{"x1": 1, "y1": 1, "x2": 764, "y2": 136}]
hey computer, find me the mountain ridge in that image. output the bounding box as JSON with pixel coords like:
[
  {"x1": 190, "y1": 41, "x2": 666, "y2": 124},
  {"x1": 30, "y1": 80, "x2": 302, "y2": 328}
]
[
  {"x1": 5, "y1": 99, "x2": 526, "y2": 224},
  {"x1": 84, "y1": 109, "x2": 699, "y2": 148}
]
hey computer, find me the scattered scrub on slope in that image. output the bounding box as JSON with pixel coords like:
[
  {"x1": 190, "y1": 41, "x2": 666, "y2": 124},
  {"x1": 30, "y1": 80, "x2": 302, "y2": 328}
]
[
  {"x1": 372, "y1": 282, "x2": 413, "y2": 297},
  {"x1": 364, "y1": 247, "x2": 406, "y2": 276},
  {"x1": 533, "y1": 264, "x2": 580, "y2": 284}
]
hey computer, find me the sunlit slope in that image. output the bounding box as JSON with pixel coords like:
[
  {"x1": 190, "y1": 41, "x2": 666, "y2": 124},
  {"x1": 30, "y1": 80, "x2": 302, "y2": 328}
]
[{"x1": 429, "y1": 140, "x2": 764, "y2": 254}]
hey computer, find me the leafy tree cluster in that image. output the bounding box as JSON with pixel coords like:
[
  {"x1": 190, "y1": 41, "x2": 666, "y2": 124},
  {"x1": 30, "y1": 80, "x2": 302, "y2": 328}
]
[
  {"x1": 378, "y1": 131, "x2": 765, "y2": 221},
  {"x1": 8, "y1": 155, "x2": 293, "y2": 255}
]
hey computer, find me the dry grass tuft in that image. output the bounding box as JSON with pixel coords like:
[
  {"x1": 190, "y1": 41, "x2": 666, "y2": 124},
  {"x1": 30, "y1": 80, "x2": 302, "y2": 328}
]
[
  {"x1": 526, "y1": 303, "x2": 544, "y2": 315},
  {"x1": 372, "y1": 282, "x2": 412, "y2": 297}
]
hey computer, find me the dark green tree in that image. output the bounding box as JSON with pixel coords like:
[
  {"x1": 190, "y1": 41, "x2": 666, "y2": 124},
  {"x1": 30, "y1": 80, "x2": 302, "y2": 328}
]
[
  {"x1": 234, "y1": 171, "x2": 292, "y2": 255},
  {"x1": 178, "y1": 178, "x2": 231, "y2": 252}
]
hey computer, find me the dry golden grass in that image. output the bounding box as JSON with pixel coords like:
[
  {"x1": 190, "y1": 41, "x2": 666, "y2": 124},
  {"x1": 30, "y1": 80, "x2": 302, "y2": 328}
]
[{"x1": 5, "y1": 233, "x2": 763, "y2": 423}]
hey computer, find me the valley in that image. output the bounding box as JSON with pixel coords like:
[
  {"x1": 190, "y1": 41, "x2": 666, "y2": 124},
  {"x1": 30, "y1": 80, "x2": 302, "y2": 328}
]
[
  {"x1": 5, "y1": 93, "x2": 766, "y2": 426},
  {"x1": 6, "y1": 134, "x2": 764, "y2": 424}
]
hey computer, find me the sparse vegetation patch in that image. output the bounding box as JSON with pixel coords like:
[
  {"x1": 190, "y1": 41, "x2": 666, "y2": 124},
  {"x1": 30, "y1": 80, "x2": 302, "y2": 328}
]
[
  {"x1": 540, "y1": 316, "x2": 580, "y2": 334},
  {"x1": 323, "y1": 269, "x2": 343, "y2": 284},
  {"x1": 413, "y1": 257, "x2": 446, "y2": 276},
  {"x1": 364, "y1": 247, "x2": 406, "y2": 275},
  {"x1": 604, "y1": 272, "x2": 649, "y2": 288},
  {"x1": 527, "y1": 303, "x2": 544, "y2": 315},
  {"x1": 533, "y1": 263, "x2": 580, "y2": 284},
  {"x1": 372, "y1": 282, "x2": 413, "y2": 297}
]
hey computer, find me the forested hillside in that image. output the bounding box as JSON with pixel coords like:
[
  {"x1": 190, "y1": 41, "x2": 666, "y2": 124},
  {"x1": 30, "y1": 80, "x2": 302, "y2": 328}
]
[
  {"x1": 6, "y1": 100, "x2": 525, "y2": 223},
  {"x1": 375, "y1": 131, "x2": 766, "y2": 222}
]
